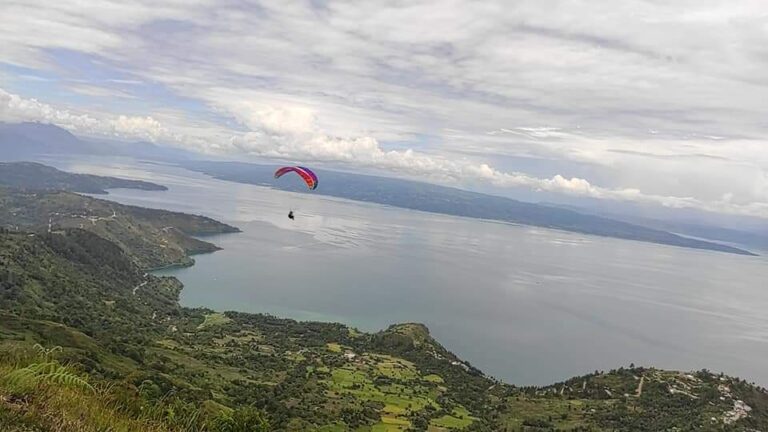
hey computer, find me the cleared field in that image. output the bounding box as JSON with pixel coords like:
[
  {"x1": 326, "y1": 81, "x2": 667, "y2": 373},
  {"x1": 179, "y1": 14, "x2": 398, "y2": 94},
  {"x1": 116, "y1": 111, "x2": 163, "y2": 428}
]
[{"x1": 197, "y1": 312, "x2": 232, "y2": 329}]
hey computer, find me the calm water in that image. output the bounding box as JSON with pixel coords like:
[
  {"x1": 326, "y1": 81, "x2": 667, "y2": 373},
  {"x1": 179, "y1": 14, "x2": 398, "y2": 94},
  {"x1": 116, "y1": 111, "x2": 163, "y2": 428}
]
[{"x1": 52, "y1": 157, "x2": 768, "y2": 386}]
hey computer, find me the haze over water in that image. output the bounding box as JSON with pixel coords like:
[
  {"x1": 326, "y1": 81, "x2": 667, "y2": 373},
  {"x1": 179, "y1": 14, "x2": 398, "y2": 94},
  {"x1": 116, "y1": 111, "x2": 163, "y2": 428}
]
[{"x1": 54, "y1": 157, "x2": 768, "y2": 386}]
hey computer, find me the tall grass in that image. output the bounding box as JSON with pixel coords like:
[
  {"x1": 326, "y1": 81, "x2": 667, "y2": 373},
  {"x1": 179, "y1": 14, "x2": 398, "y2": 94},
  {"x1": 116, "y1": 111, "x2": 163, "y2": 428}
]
[
  {"x1": 0, "y1": 343, "x2": 169, "y2": 431},
  {"x1": 0, "y1": 343, "x2": 268, "y2": 431}
]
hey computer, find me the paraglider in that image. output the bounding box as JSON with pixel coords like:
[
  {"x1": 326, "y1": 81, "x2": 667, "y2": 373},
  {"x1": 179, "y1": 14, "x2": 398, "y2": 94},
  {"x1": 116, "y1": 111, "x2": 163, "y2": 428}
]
[
  {"x1": 274, "y1": 166, "x2": 318, "y2": 220},
  {"x1": 274, "y1": 166, "x2": 318, "y2": 190}
]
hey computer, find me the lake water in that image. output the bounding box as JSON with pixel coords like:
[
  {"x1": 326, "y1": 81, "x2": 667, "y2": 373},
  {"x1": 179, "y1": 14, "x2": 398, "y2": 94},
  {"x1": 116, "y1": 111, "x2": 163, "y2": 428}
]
[{"x1": 52, "y1": 157, "x2": 768, "y2": 386}]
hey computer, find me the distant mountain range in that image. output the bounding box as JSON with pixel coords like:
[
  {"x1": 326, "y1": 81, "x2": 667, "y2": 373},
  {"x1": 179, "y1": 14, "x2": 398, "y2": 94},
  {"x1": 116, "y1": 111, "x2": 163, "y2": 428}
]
[
  {"x1": 0, "y1": 121, "x2": 757, "y2": 256},
  {"x1": 0, "y1": 121, "x2": 194, "y2": 161},
  {"x1": 183, "y1": 160, "x2": 757, "y2": 256},
  {"x1": 543, "y1": 202, "x2": 768, "y2": 254}
]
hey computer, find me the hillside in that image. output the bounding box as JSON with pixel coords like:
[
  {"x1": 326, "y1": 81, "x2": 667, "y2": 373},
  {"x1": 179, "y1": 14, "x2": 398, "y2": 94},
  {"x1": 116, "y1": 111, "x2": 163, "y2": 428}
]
[
  {"x1": 0, "y1": 161, "x2": 167, "y2": 194},
  {"x1": 0, "y1": 122, "x2": 86, "y2": 159},
  {"x1": 0, "y1": 229, "x2": 495, "y2": 430},
  {"x1": 183, "y1": 161, "x2": 756, "y2": 256},
  {"x1": 0, "y1": 188, "x2": 239, "y2": 269},
  {"x1": 0, "y1": 229, "x2": 767, "y2": 431},
  {"x1": 545, "y1": 202, "x2": 768, "y2": 253}
]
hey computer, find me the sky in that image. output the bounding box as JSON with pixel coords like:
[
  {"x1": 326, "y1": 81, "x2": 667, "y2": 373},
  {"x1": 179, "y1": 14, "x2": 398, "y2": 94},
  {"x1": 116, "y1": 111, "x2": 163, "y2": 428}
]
[{"x1": 1, "y1": 0, "x2": 767, "y2": 219}]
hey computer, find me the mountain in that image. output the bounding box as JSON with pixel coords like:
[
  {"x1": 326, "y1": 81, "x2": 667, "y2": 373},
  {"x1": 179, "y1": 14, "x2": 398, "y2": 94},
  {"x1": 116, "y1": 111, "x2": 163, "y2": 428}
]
[
  {"x1": 544, "y1": 202, "x2": 768, "y2": 253},
  {"x1": 0, "y1": 122, "x2": 193, "y2": 161},
  {"x1": 658, "y1": 222, "x2": 768, "y2": 252},
  {"x1": 1, "y1": 226, "x2": 767, "y2": 431},
  {"x1": 0, "y1": 188, "x2": 239, "y2": 269},
  {"x1": 183, "y1": 160, "x2": 757, "y2": 256},
  {"x1": 0, "y1": 121, "x2": 89, "y2": 158},
  {"x1": 0, "y1": 161, "x2": 167, "y2": 194},
  {"x1": 0, "y1": 229, "x2": 182, "y2": 341}
]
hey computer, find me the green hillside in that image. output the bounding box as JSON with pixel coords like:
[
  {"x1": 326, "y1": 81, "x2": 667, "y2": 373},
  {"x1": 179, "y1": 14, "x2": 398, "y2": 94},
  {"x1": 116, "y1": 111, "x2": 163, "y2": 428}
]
[
  {"x1": 0, "y1": 188, "x2": 239, "y2": 269},
  {"x1": 1, "y1": 228, "x2": 767, "y2": 431},
  {"x1": 0, "y1": 163, "x2": 765, "y2": 431}
]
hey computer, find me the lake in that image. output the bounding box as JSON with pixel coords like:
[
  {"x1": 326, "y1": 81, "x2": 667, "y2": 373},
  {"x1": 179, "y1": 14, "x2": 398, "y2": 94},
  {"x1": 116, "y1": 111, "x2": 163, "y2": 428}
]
[{"x1": 52, "y1": 156, "x2": 768, "y2": 386}]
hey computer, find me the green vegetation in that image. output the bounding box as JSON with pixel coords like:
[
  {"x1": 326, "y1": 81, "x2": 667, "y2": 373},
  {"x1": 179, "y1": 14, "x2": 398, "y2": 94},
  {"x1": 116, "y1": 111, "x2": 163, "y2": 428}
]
[
  {"x1": 0, "y1": 180, "x2": 766, "y2": 430},
  {"x1": 430, "y1": 406, "x2": 474, "y2": 429},
  {"x1": 0, "y1": 344, "x2": 270, "y2": 432},
  {"x1": 198, "y1": 313, "x2": 233, "y2": 330},
  {"x1": 0, "y1": 188, "x2": 239, "y2": 269}
]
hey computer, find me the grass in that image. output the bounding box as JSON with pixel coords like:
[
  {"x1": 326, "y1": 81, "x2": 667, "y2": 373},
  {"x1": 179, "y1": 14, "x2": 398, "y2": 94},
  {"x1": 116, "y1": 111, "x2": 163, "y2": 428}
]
[
  {"x1": 145, "y1": 346, "x2": 252, "y2": 396},
  {"x1": 0, "y1": 385, "x2": 170, "y2": 432},
  {"x1": 376, "y1": 357, "x2": 419, "y2": 381},
  {"x1": 386, "y1": 324, "x2": 431, "y2": 346},
  {"x1": 430, "y1": 406, "x2": 474, "y2": 429},
  {"x1": 0, "y1": 343, "x2": 269, "y2": 432},
  {"x1": 322, "y1": 357, "x2": 448, "y2": 429},
  {"x1": 196, "y1": 313, "x2": 232, "y2": 330},
  {"x1": 2, "y1": 347, "x2": 417, "y2": 432},
  {"x1": 0, "y1": 357, "x2": 171, "y2": 432},
  {"x1": 0, "y1": 315, "x2": 137, "y2": 375},
  {"x1": 371, "y1": 419, "x2": 410, "y2": 432},
  {"x1": 326, "y1": 342, "x2": 343, "y2": 353},
  {"x1": 318, "y1": 423, "x2": 347, "y2": 432},
  {"x1": 330, "y1": 368, "x2": 369, "y2": 387},
  {"x1": 423, "y1": 374, "x2": 444, "y2": 384},
  {"x1": 500, "y1": 397, "x2": 593, "y2": 430},
  {"x1": 212, "y1": 330, "x2": 261, "y2": 346}
]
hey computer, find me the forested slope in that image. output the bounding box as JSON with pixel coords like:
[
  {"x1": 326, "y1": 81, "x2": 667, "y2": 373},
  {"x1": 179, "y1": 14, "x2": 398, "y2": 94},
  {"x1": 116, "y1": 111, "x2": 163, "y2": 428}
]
[
  {"x1": 0, "y1": 189, "x2": 239, "y2": 269},
  {"x1": 1, "y1": 228, "x2": 767, "y2": 431}
]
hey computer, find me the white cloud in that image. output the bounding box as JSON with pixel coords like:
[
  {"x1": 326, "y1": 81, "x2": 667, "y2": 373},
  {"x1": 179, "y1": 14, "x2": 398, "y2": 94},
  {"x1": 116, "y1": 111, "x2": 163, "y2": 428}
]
[
  {"x1": 1, "y1": 88, "x2": 100, "y2": 132},
  {"x1": 0, "y1": 87, "x2": 178, "y2": 144},
  {"x1": 3, "y1": 85, "x2": 768, "y2": 217},
  {"x1": 225, "y1": 102, "x2": 768, "y2": 218},
  {"x1": 0, "y1": 1, "x2": 767, "y2": 219}
]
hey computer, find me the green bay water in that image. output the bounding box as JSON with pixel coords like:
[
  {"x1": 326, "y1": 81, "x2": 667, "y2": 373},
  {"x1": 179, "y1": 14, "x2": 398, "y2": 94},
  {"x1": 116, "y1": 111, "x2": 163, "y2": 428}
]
[{"x1": 52, "y1": 156, "x2": 768, "y2": 386}]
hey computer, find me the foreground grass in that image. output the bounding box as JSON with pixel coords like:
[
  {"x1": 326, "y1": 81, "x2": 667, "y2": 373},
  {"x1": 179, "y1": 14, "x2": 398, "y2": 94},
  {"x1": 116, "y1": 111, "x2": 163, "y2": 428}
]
[
  {"x1": 0, "y1": 344, "x2": 270, "y2": 432},
  {"x1": 0, "y1": 362, "x2": 171, "y2": 432}
]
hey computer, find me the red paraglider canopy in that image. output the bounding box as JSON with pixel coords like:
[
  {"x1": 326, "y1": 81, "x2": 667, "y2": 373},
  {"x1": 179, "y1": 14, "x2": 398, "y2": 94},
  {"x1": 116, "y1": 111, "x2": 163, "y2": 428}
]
[{"x1": 274, "y1": 166, "x2": 318, "y2": 190}]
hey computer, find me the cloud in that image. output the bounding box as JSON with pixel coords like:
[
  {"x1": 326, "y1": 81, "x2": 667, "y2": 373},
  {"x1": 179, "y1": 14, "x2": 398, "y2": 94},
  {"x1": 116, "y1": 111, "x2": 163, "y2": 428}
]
[
  {"x1": 68, "y1": 83, "x2": 138, "y2": 99},
  {"x1": 0, "y1": 87, "x2": 176, "y2": 143},
  {"x1": 0, "y1": 1, "x2": 767, "y2": 219},
  {"x1": 3, "y1": 85, "x2": 767, "y2": 217},
  {"x1": 225, "y1": 102, "x2": 768, "y2": 218},
  {"x1": 1, "y1": 87, "x2": 98, "y2": 131}
]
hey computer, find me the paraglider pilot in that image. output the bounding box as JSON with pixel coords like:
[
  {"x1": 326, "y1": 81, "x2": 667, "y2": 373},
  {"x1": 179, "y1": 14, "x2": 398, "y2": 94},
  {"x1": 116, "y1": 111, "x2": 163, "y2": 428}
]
[{"x1": 274, "y1": 166, "x2": 317, "y2": 222}]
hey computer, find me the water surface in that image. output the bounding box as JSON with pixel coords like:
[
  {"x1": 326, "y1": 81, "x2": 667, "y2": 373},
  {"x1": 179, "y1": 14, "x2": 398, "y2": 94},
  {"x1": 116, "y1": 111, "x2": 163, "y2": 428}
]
[{"x1": 53, "y1": 157, "x2": 768, "y2": 386}]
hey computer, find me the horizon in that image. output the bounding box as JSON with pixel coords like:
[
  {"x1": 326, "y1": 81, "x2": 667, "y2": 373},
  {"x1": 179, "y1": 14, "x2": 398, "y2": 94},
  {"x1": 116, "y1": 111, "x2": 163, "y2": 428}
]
[
  {"x1": 4, "y1": 119, "x2": 768, "y2": 233},
  {"x1": 1, "y1": 1, "x2": 767, "y2": 222}
]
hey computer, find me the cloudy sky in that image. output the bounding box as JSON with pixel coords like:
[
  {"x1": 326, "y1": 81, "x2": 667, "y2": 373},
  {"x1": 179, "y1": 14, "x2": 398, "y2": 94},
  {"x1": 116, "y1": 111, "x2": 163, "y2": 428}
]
[{"x1": 1, "y1": 0, "x2": 767, "y2": 219}]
